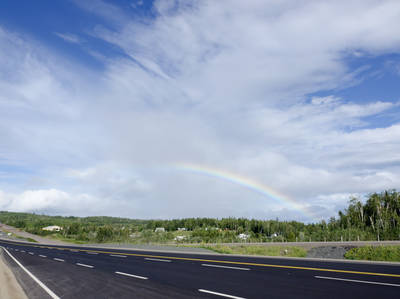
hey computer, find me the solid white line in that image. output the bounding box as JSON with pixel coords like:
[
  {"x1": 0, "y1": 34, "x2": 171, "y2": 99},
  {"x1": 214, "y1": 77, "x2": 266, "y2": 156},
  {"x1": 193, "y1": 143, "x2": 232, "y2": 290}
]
[
  {"x1": 315, "y1": 276, "x2": 400, "y2": 287},
  {"x1": 53, "y1": 258, "x2": 65, "y2": 262},
  {"x1": 86, "y1": 252, "x2": 98, "y2": 255},
  {"x1": 110, "y1": 254, "x2": 127, "y2": 258},
  {"x1": 76, "y1": 263, "x2": 94, "y2": 268},
  {"x1": 198, "y1": 289, "x2": 246, "y2": 299},
  {"x1": 201, "y1": 264, "x2": 250, "y2": 271},
  {"x1": 144, "y1": 258, "x2": 171, "y2": 262},
  {"x1": 39, "y1": 255, "x2": 47, "y2": 258},
  {"x1": 1, "y1": 246, "x2": 60, "y2": 299},
  {"x1": 115, "y1": 271, "x2": 148, "y2": 280}
]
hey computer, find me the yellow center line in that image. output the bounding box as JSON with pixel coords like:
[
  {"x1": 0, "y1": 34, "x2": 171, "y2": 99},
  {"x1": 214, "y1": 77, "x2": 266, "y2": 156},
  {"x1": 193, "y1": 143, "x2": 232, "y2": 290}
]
[{"x1": 2, "y1": 239, "x2": 400, "y2": 278}]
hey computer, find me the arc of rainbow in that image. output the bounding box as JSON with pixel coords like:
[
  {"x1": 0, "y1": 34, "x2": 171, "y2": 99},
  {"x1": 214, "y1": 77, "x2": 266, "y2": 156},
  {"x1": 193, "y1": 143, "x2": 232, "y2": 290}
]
[{"x1": 173, "y1": 163, "x2": 314, "y2": 219}]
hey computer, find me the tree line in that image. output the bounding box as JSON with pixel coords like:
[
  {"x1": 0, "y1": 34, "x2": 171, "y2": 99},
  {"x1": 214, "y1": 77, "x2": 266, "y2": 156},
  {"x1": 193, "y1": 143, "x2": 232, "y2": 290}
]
[{"x1": 0, "y1": 190, "x2": 399, "y2": 243}]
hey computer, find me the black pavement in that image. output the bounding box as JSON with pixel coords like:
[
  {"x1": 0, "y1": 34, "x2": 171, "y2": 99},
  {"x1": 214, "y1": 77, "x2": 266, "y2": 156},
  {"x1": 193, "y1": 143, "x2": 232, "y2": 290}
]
[{"x1": 1, "y1": 239, "x2": 400, "y2": 299}]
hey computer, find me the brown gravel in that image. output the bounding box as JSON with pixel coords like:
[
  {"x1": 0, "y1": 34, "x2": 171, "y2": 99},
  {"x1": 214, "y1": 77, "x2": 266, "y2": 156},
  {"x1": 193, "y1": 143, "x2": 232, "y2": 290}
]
[{"x1": 0, "y1": 249, "x2": 28, "y2": 299}]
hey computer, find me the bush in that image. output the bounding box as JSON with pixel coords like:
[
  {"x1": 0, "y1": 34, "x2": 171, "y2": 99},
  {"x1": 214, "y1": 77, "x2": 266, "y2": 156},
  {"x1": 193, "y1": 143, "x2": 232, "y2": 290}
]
[{"x1": 345, "y1": 245, "x2": 400, "y2": 262}]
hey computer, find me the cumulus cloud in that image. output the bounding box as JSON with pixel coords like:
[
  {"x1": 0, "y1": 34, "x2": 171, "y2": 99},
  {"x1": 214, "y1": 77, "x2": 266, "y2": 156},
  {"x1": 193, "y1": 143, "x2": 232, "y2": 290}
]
[{"x1": 0, "y1": 1, "x2": 400, "y2": 221}]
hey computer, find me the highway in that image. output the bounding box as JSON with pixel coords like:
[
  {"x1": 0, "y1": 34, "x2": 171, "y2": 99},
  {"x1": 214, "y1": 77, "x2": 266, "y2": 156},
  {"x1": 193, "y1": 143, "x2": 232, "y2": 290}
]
[{"x1": 1, "y1": 239, "x2": 400, "y2": 299}]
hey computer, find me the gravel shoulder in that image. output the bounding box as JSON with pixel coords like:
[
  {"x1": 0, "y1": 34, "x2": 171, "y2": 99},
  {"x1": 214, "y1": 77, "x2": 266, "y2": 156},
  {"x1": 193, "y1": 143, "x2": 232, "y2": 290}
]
[{"x1": 0, "y1": 248, "x2": 28, "y2": 299}]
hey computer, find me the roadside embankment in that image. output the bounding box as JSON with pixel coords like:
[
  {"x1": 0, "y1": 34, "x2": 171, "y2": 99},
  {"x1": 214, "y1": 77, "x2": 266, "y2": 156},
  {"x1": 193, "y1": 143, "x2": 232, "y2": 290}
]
[
  {"x1": 184, "y1": 241, "x2": 400, "y2": 261},
  {"x1": 0, "y1": 248, "x2": 28, "y2": 299}
]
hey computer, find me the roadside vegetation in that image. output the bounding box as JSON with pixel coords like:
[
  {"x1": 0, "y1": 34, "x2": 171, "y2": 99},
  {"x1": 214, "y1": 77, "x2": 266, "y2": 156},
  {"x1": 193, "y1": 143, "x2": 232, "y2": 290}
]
[
  {"x1": 199, "y1": 245, "x2": 307, "y2": 257},
  {"x1": 345, "y1": 245, "x2": 400, "y2": 262},
  {"x1": 0, "y1": 190, "x2": 399, "y2": 246}
]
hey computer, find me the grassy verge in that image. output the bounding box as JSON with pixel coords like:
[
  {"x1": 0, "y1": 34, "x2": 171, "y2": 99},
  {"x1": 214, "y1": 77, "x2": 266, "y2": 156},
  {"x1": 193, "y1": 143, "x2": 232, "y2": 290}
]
[
  {"x1": 15, "y1": 236, "x2": 38, "y2": 243},
  {"x1": 0, "y1": 228, "x2": 38, "y2": 243},
  {"x1": 345, "y1": 245, "x2": 400, "y2": 262},
  {"x1": 49, "y1": 234, "x2": 88, "y2": 244},
  {"x1": 199, "y1": 244, "x2": 307, "y2": 257}
]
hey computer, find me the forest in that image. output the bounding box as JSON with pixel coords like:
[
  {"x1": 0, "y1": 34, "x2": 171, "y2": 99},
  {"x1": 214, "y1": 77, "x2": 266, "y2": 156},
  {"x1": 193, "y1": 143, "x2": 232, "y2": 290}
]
[{"x1": 0, "y1": 190, "x2": 399, "y2": 244}]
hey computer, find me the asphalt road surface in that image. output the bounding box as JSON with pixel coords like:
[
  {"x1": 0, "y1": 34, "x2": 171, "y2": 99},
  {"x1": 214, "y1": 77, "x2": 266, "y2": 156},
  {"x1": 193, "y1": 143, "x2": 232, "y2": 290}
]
[{"x1": 1, "y1": 239, "x2": 400, "y2": 299}]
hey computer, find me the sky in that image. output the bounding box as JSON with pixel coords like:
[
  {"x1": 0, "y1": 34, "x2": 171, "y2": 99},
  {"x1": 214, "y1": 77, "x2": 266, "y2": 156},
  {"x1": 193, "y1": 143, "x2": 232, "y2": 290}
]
[{"x1": 0, "y1": 0, "x2": 399, "y2": 222}]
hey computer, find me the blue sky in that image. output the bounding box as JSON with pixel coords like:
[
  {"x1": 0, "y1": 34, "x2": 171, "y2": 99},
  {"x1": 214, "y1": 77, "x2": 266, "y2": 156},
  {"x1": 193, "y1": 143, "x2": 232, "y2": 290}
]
[{"x1": 0, "y1": 0, "x2": 399, "y2": 221}]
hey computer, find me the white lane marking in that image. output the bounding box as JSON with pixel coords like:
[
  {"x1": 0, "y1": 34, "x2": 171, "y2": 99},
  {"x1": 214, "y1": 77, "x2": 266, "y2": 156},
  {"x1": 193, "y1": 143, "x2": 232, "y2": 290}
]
[
  {"x1": 1, "y1": 246, "x2": 60, "y2": 299},
  {"x1": 87, "y1": 252, "x2": 98, "y2": 255},
  {"x1": 144, "y1": 258, "x2": 171, "y2": 263},
  {"x1": 115, "y1": 271, "x2": 148, "y2": 280},
  {"x1": 315, "y1": 276, "x2": 400, "y2": 287},
  {"x1": 28, "y1": 252, "x2": 34, "y2": 255},
  {"x1": 110, "y1": 254, "x2": 127, "y2": 258},
  {"x1": 76, "y1": 263, "x2": 94, "y2": 268},
  {"x1": 15, "y1": 249, "x2": 19, "y2": 251},
  {"x1": 21, "y1": 250, "x2": 25, "y2": 253},
  {"x1": 70, "y1": 249, "x2": 79, "y2": 252},
  {"x1": 39, "y1": 255, "x2": 47, "y2": 258},
  {"x1": 198, "y1": 289, "x2": 246, "y2": 299},
  {"x1": 53, "y1": 258, "x2": 65, "y2": 262},
  {"x1": 201, "y1": 264, "x2": 250, "y2": 271}
]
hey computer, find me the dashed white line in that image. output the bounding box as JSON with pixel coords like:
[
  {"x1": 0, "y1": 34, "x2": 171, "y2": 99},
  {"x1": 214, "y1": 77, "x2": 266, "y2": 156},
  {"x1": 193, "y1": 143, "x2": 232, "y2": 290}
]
[
  {"x1": 315, "y1": 276, "x2": 400, "y2": 287},
  {"x1": 201, "y1": 264, "x2": 250, "y2": 271},
  {"x1": 115, "y1": 271, "x2": 148, "y2": 280},
  {"x1": 28, "y1": 252, "x2": 34, "y2": 255},
  {"x1": 144, "y1": 258, "x2": 171, "y2": 263},
  {"x1": 110, "y1": 254, "x2": 127, "y2": 258},
  {"x1": 86, "y1": 252, "x2": 98, "y2": 255},
  {"x1": 53, "y1": 258, "x2": 65, "y2": 262},
  {"x1": 70, "y1": 249, "x2": 79, "y2": 252},
  {"x1": 15, "y1": 249, "x2": 19, "y2": 251},
  {"x1": 198, "y1": 289, "x2": 246, "y2": 299},
  {"x1": 76, "y1": 263, "x2": 94, "y2": 268},
  {"x1": 21, "y1": 250, "x2": 25, "y2": 253},
  {"x1": 1, "y1": 246, "x2": 60, "y2": 299},
  {"x1": 39, "y1": 255, "x2": 47, "y2": 258}
]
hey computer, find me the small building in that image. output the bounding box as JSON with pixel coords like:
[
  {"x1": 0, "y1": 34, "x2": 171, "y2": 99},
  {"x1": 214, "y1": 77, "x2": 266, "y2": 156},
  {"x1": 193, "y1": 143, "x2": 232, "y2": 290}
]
[
  {"x1": 174, "y1": 235, "x2": 186, "y2": 241},
  {"x1": 177, "y1": 227, "x2": 186, "y2": 231},
  {"x1": 154, "y1": 227, "x2": 165, "y2": 233},
  {"x1": 238, "y1": 233, "x2": 250, "y2": 240},
  {"x1": 42, "y1": 225, "x2": 62, "y2": 232}
]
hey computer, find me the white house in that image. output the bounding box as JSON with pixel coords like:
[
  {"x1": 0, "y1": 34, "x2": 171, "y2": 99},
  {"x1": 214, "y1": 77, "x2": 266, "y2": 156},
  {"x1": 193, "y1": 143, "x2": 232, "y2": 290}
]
[
  {"x1": 174, "y1": 235, "x2": 186, "y2": 241},
  {"x1": 42, "y1": 225, "x2": 62, "y2": 232},
  {"x1": 238, "y1": 233, "x2": 250, "y2": 240},
  {"x1": 155, "y1": 227, "x2": 165, "y2": 232}
]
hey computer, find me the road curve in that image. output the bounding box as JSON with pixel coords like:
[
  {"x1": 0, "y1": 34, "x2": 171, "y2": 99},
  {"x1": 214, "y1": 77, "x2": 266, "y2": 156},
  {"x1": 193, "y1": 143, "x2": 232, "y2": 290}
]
[{"x1": 1, "y1": 239, "x2": 400, "y2": 299}]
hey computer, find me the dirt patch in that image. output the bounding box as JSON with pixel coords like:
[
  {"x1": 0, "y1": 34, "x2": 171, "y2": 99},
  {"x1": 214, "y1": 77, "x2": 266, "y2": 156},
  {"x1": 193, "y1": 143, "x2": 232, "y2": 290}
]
[
  {"x1": 306, "y1": 246, "x2": 357, "y2": 259},
  {"x1": 0, "y1": 249, "x2": 28, "y2": 299}
]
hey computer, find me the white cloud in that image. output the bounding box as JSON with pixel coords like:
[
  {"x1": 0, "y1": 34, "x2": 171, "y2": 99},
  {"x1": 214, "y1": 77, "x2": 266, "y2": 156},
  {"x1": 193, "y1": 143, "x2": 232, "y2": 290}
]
[
  {"x1": 1, "y1": 1, "x2": 400, "y2": 221},
  {"x1": 54, "y1": 32, "x2": 81, "y2": 44}
]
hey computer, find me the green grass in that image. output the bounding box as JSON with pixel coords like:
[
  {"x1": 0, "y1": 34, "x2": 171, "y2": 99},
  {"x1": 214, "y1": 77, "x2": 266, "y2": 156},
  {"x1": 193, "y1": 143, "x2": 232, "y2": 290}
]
[
  {"x1": 200, "y1": 244, "x2": 307, "y2": 257},
  {"x1": 14, "y1": 236, "x2": 38, "y2": 243},
  {"x1": 345, "y1": 245, "x2": 400, "y2": 262},
  {"x1": 49, "y1": 234, "x2": 88, "y2": 244}
]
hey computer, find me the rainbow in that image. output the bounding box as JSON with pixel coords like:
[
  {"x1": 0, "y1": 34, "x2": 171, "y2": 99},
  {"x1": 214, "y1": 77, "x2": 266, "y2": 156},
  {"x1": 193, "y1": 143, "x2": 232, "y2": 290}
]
[{"x1": 173, "y1": 163, "x2": 314, "y2": 219}]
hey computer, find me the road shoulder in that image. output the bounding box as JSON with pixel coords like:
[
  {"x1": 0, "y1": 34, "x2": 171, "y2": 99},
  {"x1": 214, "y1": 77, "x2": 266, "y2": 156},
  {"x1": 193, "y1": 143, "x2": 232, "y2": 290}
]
[{"x1": 0, "y1": 248, "x2": 28, "y2": 299}]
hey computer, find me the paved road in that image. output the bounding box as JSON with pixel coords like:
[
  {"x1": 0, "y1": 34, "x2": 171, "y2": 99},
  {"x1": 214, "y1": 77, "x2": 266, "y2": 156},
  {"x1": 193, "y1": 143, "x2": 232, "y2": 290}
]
[{"x1": 1, "y1": 239, "x2": 400, "y2": 299}]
